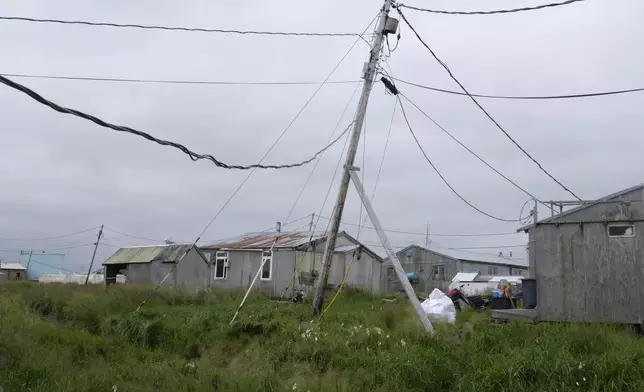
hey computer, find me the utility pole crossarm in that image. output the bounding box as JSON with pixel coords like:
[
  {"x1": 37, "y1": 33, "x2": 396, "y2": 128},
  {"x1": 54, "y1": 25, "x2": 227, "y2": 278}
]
[{"x1": 312, "y1": 0, "x2": 394, "y2": 316}]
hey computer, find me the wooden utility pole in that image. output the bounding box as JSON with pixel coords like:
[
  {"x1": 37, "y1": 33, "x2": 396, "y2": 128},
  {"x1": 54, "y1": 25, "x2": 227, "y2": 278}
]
[
  {"x1": 25, "y1": 249, "x2": 33, "y2": 280},
  {"x1": 309, "y1": 213, "x2": 315, "y2": 232},
  {"x1": 425, "y1": 221, "x2": 430, "y2": 247},
  {"x1": 312, "y1": 0, "x2": 394, "y2": 314},
  {"x1": 84, "y1": 224, "x2": 103, "y2": 285}
]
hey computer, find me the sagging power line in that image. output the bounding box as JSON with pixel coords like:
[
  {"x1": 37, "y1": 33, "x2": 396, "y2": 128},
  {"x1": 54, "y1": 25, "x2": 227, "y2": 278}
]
[
  {"x1": 5, "y1": 72, "x2": 642, "y2": 102},
  {"x1": 392, "y1": 76, "x2": 644, "y2": 100},
  {"x1": 396, "y1": 0, "x2": 588, "y2": 16},
  {"x1": 0, "y1": 16, "x2": 361, "y2": 37},
  {"x1": 0, "y1": 226, "x2": 99, "y2": 241},
  {"x1": 396, "y1": 8, "x2": 582, "y2": 201},
  {"x1": 0, "y1": 72, "x2": 359, "y2": 87},
  {"x1": 0, "y1": 74, "x2": 352, "y2": 171}
]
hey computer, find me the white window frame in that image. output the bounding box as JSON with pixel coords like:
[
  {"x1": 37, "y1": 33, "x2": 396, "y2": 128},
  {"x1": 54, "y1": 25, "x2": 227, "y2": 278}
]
[
  {"x1": 214, "y1": 251, "x2": 228, "y2": 280},
  {"x1": 431, "y1": 264, "x2": 445, "y2": 280},
  {"x1": 260, "y1": 250, "x2": 273, "y2": 281},
  {"x1": 607, "y1": 223, "x2": 635, "y2": 238}
]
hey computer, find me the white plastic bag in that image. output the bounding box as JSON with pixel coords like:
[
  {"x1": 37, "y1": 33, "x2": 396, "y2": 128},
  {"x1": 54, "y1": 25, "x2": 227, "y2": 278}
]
[{"x1": 421, "y1": 288, "x2": 456, "y2": 324}]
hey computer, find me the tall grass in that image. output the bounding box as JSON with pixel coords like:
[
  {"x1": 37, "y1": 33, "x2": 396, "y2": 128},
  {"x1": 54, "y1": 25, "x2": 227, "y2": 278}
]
[{"x1": 0, "y1": 282, "x2": 643, "y2": 391}]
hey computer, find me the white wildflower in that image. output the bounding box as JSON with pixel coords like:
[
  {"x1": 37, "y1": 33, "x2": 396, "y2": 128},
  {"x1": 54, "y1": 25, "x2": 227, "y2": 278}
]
[
  {"x1": 374, "y1": 327, "x2": 382, "y2": 335},
  {"x1": 386, "y1": 334, "x2": 390, "y2": 339},
  {"x1": 292, "y1": 383, "x2": 297, "y2": 390},
  {"x1": 301, "y1": 333, "x2": 306, "y2": 339},
  {"x1": 579, "y1": 362, "x2": 584, "y2": 369},
  {"x1": 576, "y1": 382, "x2": 580, "y2": 386},
  {"x1": 378, "y1": 341, "x2": 382, "y2": 346},
  {"x1": 315, "y1": 336, "x2": 318, "y2": 342},
  {"x1": 367, "y1": 347, "x2": 370, "y2": 352},
  {"x1": 187, "y1": 362, "x2": 195, "y2": 368},
  {"x1": 113, "y1": 386, "x2": 119, "y2": 392},
  {"x1": 400, "y1": 339, "x2": 406, "y2": 346}
]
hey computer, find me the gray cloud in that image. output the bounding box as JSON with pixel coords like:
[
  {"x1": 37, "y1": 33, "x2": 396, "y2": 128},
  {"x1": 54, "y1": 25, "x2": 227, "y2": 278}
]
[{"x1": 2, "y1": 0, "x2": 643, "y2": 271}]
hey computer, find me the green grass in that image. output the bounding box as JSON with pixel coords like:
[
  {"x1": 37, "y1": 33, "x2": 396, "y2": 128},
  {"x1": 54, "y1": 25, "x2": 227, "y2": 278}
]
[{"x1": 0, "y1": 282, "x2": 643, "y2": 391}]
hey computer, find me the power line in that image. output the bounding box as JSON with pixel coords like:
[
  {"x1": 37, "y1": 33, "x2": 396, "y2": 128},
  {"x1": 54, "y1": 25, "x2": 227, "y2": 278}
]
[
  {"x1": 0, "y1": 226, "x2": 99, "y2": 241},
  {"x1": 0, "y1": 72, "x2": 359, "y2": 87},
  {"x1": 283, "y1": 82, "x2": 363, "y2": 222},
  {"x1": 0, "y1": 16, "x2": 360, "y2": 37},
  {"x1": 0, "y1": 243, "x2": 94, "y2": 252},
  {"x1": 27, "y1": 258, "x2": 83, "y2": 274},
  {"x1": 449, "y1": 244, "x2": 526, "y2": 250},
  {"x1": 397, "y1": 95, "x2": 520, "y2": 223},
  {"x1": 399, "y1": 92, "x2": 538, "y2": 201},
  {"x1": 193, "y1": 13, "x2": 379, "y2": 242},
  {"x1": 0, "y1": 74, "x2": 352, "y2": 171},
  {"x1": 392, "y1": 76, "x2": 644, "y2": 100},
  {"x1": 396, "y1": 9, "x2": 582, "y2": 201},
  {"x1": 317, "y1": 215, "x2": 519, "y2": 237},
  {"x1": 396, "y1": 0, "x2": 588, "y2": 15}
]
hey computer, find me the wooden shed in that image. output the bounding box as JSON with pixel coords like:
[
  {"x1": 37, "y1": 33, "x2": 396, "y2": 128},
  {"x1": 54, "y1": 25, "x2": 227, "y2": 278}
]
[{"x1": 518, "y1": 184, "x2": 644, "y2": 324}]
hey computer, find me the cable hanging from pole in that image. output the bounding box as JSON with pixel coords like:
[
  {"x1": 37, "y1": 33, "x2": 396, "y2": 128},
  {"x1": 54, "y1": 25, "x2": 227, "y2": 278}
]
[
  {"x1": 0, "y1": 74, "x2": 353, "y2": 171},
  {"x1": 396, "y1": 0, "x2": 589, "y2": 16},
  {"x1": 395, "y1": 8, "x2": 583, "y2": 201},
  {"x1": 0, "y1": 16, "x2": 362, "y2": 37}
]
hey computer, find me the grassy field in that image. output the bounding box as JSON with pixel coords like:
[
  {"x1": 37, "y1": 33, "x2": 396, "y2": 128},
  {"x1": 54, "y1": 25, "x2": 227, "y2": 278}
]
[{"x1": 0, "y1": 283, "x2": 643, "y2": 391}]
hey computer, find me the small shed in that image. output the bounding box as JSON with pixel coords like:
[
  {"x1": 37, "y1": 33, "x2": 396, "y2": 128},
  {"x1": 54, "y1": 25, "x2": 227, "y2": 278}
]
[
  {"x1": 0, "y1": 262, "x2": 27, "y2": 281},
  {"x1": 103, "y1": 244, "x2": 210, "y2": 292},
  {"x1": 518, "y1": 184, "x2": 644, "y2": 324},
  {"x1": 200, "y1": 231, "x2": 384, "y2": 297}
]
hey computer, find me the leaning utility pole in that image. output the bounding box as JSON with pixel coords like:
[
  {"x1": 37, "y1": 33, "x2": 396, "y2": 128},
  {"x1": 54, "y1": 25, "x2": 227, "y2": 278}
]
[
  {"x1": 84, "y1": 224, "x2": 103, "y2": 285},
  {"x1": 312, "y1": 0, "x2": 394, "y2": 316},
  {"x1": 311, "y1": 0, "x2": 432, "y2": 332}
]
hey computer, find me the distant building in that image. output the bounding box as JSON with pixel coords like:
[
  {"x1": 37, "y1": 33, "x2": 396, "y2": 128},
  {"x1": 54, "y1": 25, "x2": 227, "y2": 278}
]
[
  {"x1": 102, "y1": 232, "x2": 385, "y2": 297},
  {"x1": 103, "y1": 244, "x2": 210, "y2": 292},
  {"x1": 518, "y1": 184, "x2": 644, "y2": 324},
  {"x1": 384, "y1": 244, "x2": 528, "y2": 293},
  {"x1": 200, "y1": 231, "x2": 384, "y2": 297},
  {"x1": 0, "y1": 262, "x2": 27, "y2": 281}
]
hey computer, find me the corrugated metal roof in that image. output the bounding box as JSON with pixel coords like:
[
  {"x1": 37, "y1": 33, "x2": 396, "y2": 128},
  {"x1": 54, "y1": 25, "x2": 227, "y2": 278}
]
[
  {"x1": 201, "y1": 231, "x2": 327, "y2": 250},
  {"x1": 103, "y1": 244, "x2": 193, "y2": 265},
  {"x1": 0, "y1": 262, "x2": 27, "y2": 270},
  {"x1": 430, "y1": 247, "x2": 528, "y2": 267},
  {"x1": 395, "y1": 244, "x2": 527, "y2": 267}
]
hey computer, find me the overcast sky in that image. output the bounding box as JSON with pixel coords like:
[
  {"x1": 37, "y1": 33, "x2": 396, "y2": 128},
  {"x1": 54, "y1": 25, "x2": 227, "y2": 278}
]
[{"x1": 1, "y1": 0, "x2": 643, "y2": 272}]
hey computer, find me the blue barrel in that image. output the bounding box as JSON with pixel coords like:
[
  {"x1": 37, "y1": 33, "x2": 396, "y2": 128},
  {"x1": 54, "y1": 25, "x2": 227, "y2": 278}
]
[{"x1": 406, "y1": 272, "x2": 418, "y2": 281}]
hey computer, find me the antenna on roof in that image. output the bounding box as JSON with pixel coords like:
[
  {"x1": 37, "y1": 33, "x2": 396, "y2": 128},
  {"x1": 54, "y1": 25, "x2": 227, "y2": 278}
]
[
  {"x1": 164, "y1": 237, "x2": 175, "y2": 245},
  {"x1": 276, "y1": 222, "x2": 282, "y2": 233}
]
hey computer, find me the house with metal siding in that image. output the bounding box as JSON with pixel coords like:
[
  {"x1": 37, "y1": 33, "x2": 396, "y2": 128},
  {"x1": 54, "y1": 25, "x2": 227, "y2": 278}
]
[
  {"x1": 518, "y1": 184, "x2": 644, "y2": 324},
  {"x1": 384, "y1": 244, "x2": 527, "y2": 293},
  {"x1": 200, "y1": 231, "x2": 384, "y2": 297},
  {"x1": 103, "y1": 244, "x2": 210, "y2": 292}
]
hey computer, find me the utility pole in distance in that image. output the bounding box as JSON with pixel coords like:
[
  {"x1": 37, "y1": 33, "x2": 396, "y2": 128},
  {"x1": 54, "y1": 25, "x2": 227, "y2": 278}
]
[
  {"x1": 84, "y1": 224, "x2": 104, "y2": 285},
  {"x1": 312, "y1": 0, "x2": 394, "y2": 315}
]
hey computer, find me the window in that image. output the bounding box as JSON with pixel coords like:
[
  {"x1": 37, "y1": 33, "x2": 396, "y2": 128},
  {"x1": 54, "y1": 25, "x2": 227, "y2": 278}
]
[
  {"x1": 431, "y1": 264, "x2": 445, "y2": 280},
  {"x1": 488, "y1": 266, "x2": 499, "y2": 275},
  {"x1": 261, "y1": 251, "x2": 273, "y2": 280},
  {"x1": 608, "y1": 224, "x2": 635, "y2": 238},
  {"x1": 214, "y1": 251, "x2": 228, "y2": 280}
]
